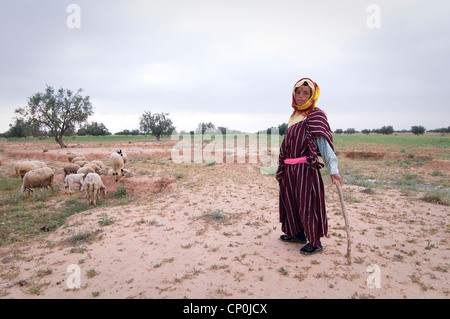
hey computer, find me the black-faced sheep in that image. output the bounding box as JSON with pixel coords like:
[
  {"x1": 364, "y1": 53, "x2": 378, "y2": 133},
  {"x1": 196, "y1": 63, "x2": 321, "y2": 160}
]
[
  {"x1": 117, "y1": 149, "x2": 128, "y2": 167},
  {"x1": 84, "y1": 173, "x2": 107, "y2": 207},
  {"x1": 110, "y1": 152, "x2": 124, "y2": 182},
  {"x1": 21, "y1": 167, "x2": 54, "y2": 196}
]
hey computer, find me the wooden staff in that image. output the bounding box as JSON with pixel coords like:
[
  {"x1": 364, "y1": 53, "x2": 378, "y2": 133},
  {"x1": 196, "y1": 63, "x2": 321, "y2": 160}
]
[{"x1": 334, "y1": 180, "x2": 351, "y2": 264}]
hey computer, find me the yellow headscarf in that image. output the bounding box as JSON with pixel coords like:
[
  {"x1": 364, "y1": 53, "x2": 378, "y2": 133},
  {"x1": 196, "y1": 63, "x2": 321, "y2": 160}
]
[{"x1": 288, "y1": 78, "x2": 321, "y2": 127}]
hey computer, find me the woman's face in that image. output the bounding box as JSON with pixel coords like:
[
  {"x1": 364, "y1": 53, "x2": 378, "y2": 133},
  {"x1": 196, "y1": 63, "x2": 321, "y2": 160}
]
[{"x1": 294, "y1": 86, "x2": 312, "y2": 106}]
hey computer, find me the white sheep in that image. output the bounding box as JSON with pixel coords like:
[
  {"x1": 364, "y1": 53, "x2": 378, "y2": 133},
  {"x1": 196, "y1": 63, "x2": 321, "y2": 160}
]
[
  {"x1": 67, "y1": 152, "x2": 85, "y2": 162},
  {"x1": 110, "y1": 152, "x2": 124, "y2": 182},
  {"x1": 63, "y1": 163, "x2": 81, "y2": 177},
  {"x1": 84, "y1": 163, "x2": 103, "y2": 175},
  {"x1": 64, "y1": 173, "x2": 86, "y2": 194},
  {"x1": 21, "y1": 167, "x2": 54, "y2": 196},
  {"x1": 77, "y1": 166, "x2": 95, "y2": 176},
  {"x1": 90, "y1": 160, "x2": 106, "y2": 170},
  {"x1": 70, "y1": 156, "x2": 86, "y2": 164},
  {"x1": 73, "y1": 160, "x2": 89, "y2": 167},
  {"x1": 15, "y1": 161, "x2": 47, "y2": 178},
  {"x1": 84, "y1": 173, "x2": 107, "y2": 206},
  {"x1": 117, "y1": 149, "x2": 128, "y2": 167}
]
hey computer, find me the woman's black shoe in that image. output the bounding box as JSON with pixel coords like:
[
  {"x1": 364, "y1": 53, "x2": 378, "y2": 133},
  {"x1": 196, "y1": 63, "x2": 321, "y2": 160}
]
[{"x1": 300, "y1": 243, "x2": 323, "y2": 255}]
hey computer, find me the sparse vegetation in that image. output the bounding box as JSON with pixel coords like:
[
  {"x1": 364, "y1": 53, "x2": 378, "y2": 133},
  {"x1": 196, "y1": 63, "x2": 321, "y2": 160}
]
[
  {"x1": 420, "y1": 190, "x2": 449, "y2": 206},
  {"x1": 0, "y1": 133, "x2": 448, "y2": 298},
  {"x1": 114, "y1": 185, "x2": 127, "y2": 198},
  {"x1": 98, "y1": 213, "x2": 114, "y2": 226},
  {"x1": 86, "y1": 268, "x2": 99, "y2": 278},
  {"x1": 278, "y1": 267, "x2": 289, "y2": 276}
]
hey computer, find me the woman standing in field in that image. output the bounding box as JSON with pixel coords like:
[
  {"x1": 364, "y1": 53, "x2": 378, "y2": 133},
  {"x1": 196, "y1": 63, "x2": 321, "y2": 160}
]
[{"x1": 276, "y1": 78, "x2": 343, "y2": 255}]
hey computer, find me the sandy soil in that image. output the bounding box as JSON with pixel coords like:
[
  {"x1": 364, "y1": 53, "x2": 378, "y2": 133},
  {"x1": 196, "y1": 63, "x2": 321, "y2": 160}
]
[{"x1": 0, "y1": 139, "x2": 448, "y2": 299}]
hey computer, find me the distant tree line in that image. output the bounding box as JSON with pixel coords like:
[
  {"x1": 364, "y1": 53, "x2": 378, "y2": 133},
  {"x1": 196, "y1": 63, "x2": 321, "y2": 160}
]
[
  {"x1": 2, "y1": 119, "x2": 112, "y2": 138},
  {"x1": 77, "y1": 122, "x2": 111, "y2": 136},
  {"x1": 333, "y1": 125, "x2": 450, "y2": 135},
  {"x1": 268, "y1": 124, "x2": 450, "y2": 136},
  {"x1": 334, "y1": 126, "x2": 395, "y2": 135},
  {"x1": 178, "y1": 122, "x2": 246, "y2": 135},
  {"x1": 2, "y1": 84, "x2": 448, "y2": 146},
  {"x1": 427, "y1": 126, "x2": 450, "y2": 134}
]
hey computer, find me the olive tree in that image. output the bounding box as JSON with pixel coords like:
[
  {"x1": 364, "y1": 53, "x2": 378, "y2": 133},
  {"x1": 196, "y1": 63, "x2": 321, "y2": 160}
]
[
  {"x1": 411, "y1": 125, "x2": 426, "y2": 135},
  {"x1": 15, "y1": 85, "x2": 93, "y2": 148},
  {"x1": 139, "y1": 111, "x2": 175, "y2": 140},
  {"x1": 77, "y1": 121, "x2": 111, "y2": 136}
]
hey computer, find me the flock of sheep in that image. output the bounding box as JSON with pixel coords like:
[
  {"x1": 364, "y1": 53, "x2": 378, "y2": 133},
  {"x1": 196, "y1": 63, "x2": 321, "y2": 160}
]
[{"x1": 14, "y1": 149, "x2": 128, "y2": 207}]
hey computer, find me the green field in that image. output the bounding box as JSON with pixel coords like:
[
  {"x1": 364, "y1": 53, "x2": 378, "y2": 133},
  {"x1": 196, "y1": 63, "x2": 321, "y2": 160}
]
[
  {"x1": 332, "y1": 133, "x2": 450, "y2": 150},
  {"x1": 5, "y1": 132, "x2": 450, "y2": 148},
  {"x1": 4, "y1": 134, "x2": 162, "y2": 143}
]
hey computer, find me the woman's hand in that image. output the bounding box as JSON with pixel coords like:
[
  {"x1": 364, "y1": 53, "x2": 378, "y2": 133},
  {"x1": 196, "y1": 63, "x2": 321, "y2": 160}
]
[{"x1": 331, "y1": 174, "x2": 343, "y2": 186}]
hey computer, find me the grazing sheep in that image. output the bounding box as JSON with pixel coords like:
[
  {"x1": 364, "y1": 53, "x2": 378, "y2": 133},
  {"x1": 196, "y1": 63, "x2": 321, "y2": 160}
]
[
  {"x1": 84, "y1": 163, "x2": 103, "y2": 175},
  {"x1": 84, "y1": 173, "x2": 107, "y2": 207},
  {"x1": 77, "y1": 166, "x2": 95, "y2": 176},
  {"x1": 107, "y1": 168, "x2": 130, "y2": 176},
  {"x1": 117, "y1": 149, "x2": 128, "y2": 167},
  {"x1": 64, "y1": 173, "x2": 86, "y2": 193},
  {"x1": 73, "y1": 160, "x2": 89, "y2": 167},
  {"x1": 63, "y1": 163, "x2": 81, "y2": 177},
  {"x1": 15, "y1": 161, "x2": 47, "y2": 178},
  {"x1": 21, "y1": 167, "x2": 54, "y2": 196},
  {"x1": 110, "y1": 152, "x2": 124, "y2": 182},
  {"x1": 90, "y1": 160, "x2": 106, "y2": 170},
  {"x1": 67, "y1": 152, "x2": 85, "y2": 162},
  {"x1": 71, "y1": 156, "x2": 87, "y2": 164}
]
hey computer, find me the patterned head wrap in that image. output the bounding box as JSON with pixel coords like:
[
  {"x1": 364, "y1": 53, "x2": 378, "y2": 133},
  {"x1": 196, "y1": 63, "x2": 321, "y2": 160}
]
[
  {"x1": 289, "y1": 78, "x2": 321, "y2": 128},
  {"x1": 292, "y1": 78, "x2": 320, "y2": 111}
]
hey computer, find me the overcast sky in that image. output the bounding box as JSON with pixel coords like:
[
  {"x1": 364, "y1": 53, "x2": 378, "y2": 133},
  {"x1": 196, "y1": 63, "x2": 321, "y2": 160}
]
[{"x1": 0, "y1": 0, "x2": 449, "y2": 134}]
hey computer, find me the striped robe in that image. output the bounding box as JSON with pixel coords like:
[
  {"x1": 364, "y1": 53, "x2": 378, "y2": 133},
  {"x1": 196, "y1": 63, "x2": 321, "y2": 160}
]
[{"x1": 276, "y1": 108, "x2": 334, "y2": 247}]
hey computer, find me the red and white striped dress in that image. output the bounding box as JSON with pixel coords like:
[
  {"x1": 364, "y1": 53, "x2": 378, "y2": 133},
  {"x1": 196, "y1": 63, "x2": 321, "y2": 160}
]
[{"x1": 276, "y1": 108, "x2": 334, "y2": 247}]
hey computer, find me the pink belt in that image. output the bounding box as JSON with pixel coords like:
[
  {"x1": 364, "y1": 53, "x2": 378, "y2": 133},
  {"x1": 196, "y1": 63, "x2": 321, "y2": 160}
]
[{"x1": 284, "y1": 156, "x2": 307, "y2": 164}]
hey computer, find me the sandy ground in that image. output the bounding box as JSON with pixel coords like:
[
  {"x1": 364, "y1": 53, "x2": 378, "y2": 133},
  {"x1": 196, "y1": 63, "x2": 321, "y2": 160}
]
[{"x1": 0, "y1": 139, "x2": 448, "y2": 299}]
